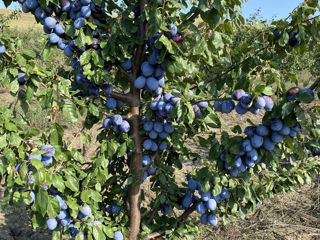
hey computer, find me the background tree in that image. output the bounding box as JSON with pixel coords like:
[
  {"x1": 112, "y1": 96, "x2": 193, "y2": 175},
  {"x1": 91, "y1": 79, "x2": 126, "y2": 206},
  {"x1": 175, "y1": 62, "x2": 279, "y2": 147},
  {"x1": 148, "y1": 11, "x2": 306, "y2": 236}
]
[{"x1": 0, "y1": 0, "x2": 320, "y2": 240}]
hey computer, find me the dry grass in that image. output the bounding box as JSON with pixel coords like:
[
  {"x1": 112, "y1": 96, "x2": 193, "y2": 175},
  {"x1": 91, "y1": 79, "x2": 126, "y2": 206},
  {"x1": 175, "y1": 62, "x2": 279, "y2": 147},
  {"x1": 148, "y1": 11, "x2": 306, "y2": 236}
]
[
  {"x1": 0, "y1": 8, "x2": 41, "y2": 31},
  {"x1": 198, "y1": 182, "x2": 320, "y2": 240}
]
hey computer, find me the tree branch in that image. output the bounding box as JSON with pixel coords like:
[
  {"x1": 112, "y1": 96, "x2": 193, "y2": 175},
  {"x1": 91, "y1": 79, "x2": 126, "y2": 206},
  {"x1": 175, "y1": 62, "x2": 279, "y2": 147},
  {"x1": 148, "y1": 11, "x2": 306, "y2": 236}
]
[
  {"x1": 290, "y1": 15, "x2": 320, "y2": 31},
  {"x1": 309, "y1": 77, "x2": 320, "y2": 91},
  {"x1": 142, "y1": 202, "x2": 199, "y2": 240},
  {"x1": 284, "y1": 5, "x2": 299, "y2": 21},
  {"x1": 110, "y1": 91, "x2": 131, "y2": 102},
  {"x1": 190, "y1": 45, "x2": 269, "y2": 90},
  {"x1": 4, "y1": 51, "x2": 14, "y2": 60},
  {"x1": 115, "y1": 63, "x2": 135, "y2": 82},
  {"x1": 301, "y1": 14, "x2": 320, "y2": 23},
  {"x1": 180, "y1": 9, "x2": 202, "y2": 26},
  {"x1": 189, "y1": 5, "x2": 319, "y2": 92},
  {"x1": 193, "y1": 97, "x2": 229, "y2": 104},
  {"x1": 132, "y1": 1, "x2": 148, "y2": 79},
  {"x1": 147, "y1": 205, "x2": 160, "y2": 224},
  {"x1": 143, "y1": 150, "x2": 159, "y2": 172},
  {"x1": 103, "y1": 113, "x2": 129, "y2": 120}
]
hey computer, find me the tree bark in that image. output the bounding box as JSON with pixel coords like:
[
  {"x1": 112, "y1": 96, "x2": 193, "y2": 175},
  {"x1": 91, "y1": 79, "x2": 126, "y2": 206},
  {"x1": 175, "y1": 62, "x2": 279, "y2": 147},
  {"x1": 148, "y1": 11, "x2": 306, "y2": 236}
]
[
  {"x1": 127, "y1": 63, "x2": 143, "y2": 240},
  {"x1": 128, "y1": 104, "x2": 142, "y2": 240},
  {"x1": 127, "y1": 1, "x2": 147, "y2": 238}
]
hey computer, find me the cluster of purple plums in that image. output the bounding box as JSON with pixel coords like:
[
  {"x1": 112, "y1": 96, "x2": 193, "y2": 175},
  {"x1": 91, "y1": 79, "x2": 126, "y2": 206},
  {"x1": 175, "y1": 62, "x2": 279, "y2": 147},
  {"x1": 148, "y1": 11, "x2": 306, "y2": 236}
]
[
  {"x1": 220, "y1": 118, "x2": 302, "y2": 177},
  {"x1": 140, "y1": 89, "x2": 209, "y2": 182},
  {"x1": 133, "y1": 24, "x2": 184, "y2": 95},
  {"x1": 18, "y1": 0, "x2": 105, "y2": 57},
  {"x1": 182, "y1": 178, "x2": 231, "y2": 226},
  {"x1": 103, "y1": 114, "x2": 130, "y2": 133},
  {"x1": 214, "y1": 89, "x2": 274, "y2": 115},
  {"x1": 219, "y1": 86, "x2": 316, "y2": 177},
  {"x1": 15, "y1": 145, "x2": 124, "y2": 240}
]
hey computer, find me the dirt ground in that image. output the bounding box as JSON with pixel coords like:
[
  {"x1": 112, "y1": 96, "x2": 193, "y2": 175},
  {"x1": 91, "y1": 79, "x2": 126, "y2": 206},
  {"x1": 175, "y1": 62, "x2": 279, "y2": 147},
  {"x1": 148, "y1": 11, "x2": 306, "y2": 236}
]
[
  {"x1": 199, "y1": 182, "x2": 320, "y2": 240},
  {"x1": 0, "y1": 90, "x2": 320, "y2": 240}
]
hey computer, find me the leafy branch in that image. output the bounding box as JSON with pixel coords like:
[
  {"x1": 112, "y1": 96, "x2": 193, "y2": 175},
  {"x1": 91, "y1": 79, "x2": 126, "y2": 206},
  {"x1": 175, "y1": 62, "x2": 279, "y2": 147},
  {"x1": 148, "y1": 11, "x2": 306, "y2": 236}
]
[
  {"x1": 190, "y1": 46, "x2": 270, "y2": 90},
  {"x1": 142, "y1": 201, "x2": 199, "y2": 240}
]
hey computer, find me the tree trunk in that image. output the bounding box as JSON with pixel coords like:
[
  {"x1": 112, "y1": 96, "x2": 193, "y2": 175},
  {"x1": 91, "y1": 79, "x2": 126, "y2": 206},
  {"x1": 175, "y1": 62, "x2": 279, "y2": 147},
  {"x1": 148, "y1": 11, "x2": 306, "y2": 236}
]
[
  {"x1": 128, "y1": 102, "x2": 142, "y2": 240},
  {"x1": 128, "y1": 0, "x2": 147, "y2": 236}
]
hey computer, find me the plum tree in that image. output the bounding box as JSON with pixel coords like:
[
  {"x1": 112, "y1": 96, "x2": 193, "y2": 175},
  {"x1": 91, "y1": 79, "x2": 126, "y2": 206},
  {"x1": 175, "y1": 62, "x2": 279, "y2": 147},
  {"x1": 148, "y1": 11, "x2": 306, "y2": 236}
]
[{"x1": 1, "y1": 0, "x2": 320, "y2": 240}]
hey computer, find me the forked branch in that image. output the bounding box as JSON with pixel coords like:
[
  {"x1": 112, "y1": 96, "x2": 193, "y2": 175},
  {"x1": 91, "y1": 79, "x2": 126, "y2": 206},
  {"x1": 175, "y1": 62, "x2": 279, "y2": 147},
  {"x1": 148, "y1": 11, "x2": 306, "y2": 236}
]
[{"x1": 142, "y1": 202, "x2": 199, "y2": 240}]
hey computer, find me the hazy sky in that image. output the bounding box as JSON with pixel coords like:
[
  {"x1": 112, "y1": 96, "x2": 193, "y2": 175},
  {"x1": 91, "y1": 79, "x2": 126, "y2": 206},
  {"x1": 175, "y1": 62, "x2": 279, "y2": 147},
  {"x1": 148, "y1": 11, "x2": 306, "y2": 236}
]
[{"x1": 0, "y1": 0, "x2": 305, "y2": 20}]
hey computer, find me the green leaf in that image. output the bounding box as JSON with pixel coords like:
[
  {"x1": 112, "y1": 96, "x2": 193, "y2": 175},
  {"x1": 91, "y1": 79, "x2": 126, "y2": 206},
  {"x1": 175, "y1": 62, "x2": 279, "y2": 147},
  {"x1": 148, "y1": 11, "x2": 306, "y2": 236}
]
[
  {"x1": 42, "y1": 45, "x2": 54, "y2": 61},
  {"x1": 212, "y1": 184, "x2": 222, "y2": 196},
  {"x1": 297, "y1": 92, "x2": 314, "y2": 103},
  {"x1": 204, "y1": 112, "x2": 221, "y2": 128},
  {"x1": 148, "y1": 7, "x2": 162, "y2": 35},
  {"x1": 8, "y1": 133, "x2": 22, "y2": 147},
  {"x1": 52, "y1": 230, "x2": 61, "y2": 240},
  {"x1": 25, "y1": 128, "x2": 41, "y2": 137},
  {"x1": 279, "y1": 32, "x2": 289, "y2": 46},
  {"x1": 192, "y1": 37, "x2": 207, "y2": 55},
  {"x1": 80, "y1": 50, "x2": 91, "y2": 65},
  {"x1": 92, "y1": 225, "x2": 105, "y2": 240},
  {"x1": 158, "y1": 35, "x2": 174, "y2": 54},
  {"x1": 209, "y1": 32, "x2": 224, "y2": 50},
  {"x1": 9, "y1": 80, "x2": 19, "y2": 94},
  {"x1": 16, "y1": 54, "x2": 27, "y2": 67},
  {"x1": 88, "y1": 103, "x2": 99, "y2": 117},
  {"x1": 63, "y1": 99, "x2": 78, "y2": 124},
  {"x1": 262, "y1": 86, "x2": 273, "y2": 96},
  {"x1": 0, "y1": 134, "x2": 7, "y2": 148},
  {"x1": 33, "y1": 168, "x2": 46, "y2": 185},
  {"x1": 282, "y1": 102, "x2": 293, "y2": 118},
  {"x1": 47, "y1": 197, "x2": 61, "y2": 218},
  {"x1": 71, "y1": 149, "x2": 83, "y2": 162},
  {"x1": 117, "y1": 142, "x2": 127, "y2": 157},
  {"x1": 201, "y1": 8, "x2": 223, "y2": 28},
  {"x1": 75, "y1": 231, "x2": 85, "y2": 240},
  {"x1": 3, "y1": 148, "x2": 15, "y2": 164},
  {"x1": 35, "y1": 189, "x2": 49, "y2": 216},
  {"x1": 52, "y1": 175, "x2": 65, "y2": 192},
  {"x1": 31, "y1": 159, "x2": 44, "y2": 170},
  {"x1": 81, "y1": 190, "x2": 91, "y2": 203},
  {"x1": 23, "y1": 49, "x2": 36, "y2": 58},
  {"x1": 201, "y1": 179, "x2": 210, "y2": 193},
  {"x1": 65, "y1": 175, "x2": 79, "y2": 192},
  {"x1": 75, "y1": 29, "x2": 88, "y2": 48},
  {"x1": 5, "y1": 122, "x2": 17, "y2": 131},
  {"x1": 185, "y1": 102, "x2": 195, "y2": 124},
  {"x1": 103, "y1": 226, "x2": 114, "y2": 238}
]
